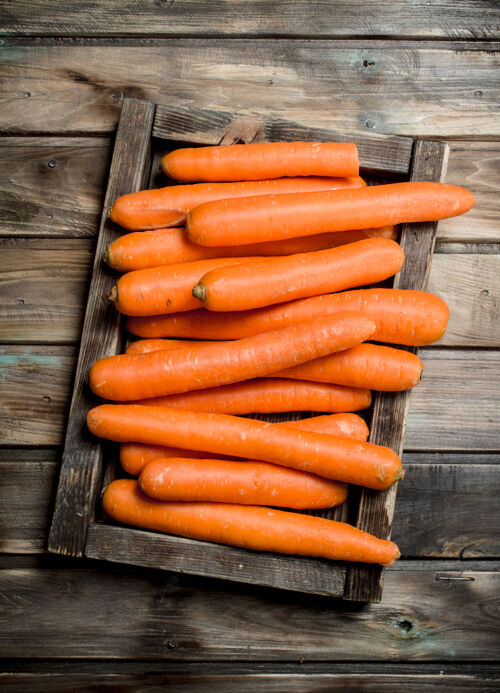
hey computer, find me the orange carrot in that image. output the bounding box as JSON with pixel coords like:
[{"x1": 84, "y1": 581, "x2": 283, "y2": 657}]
[
  {"x1": 275, "y1": 344, "x2": 423, "y2": 391},
  {"x1": 88, "y1": 405, "x2": 403, "y2": 490},
  {"x1": 105, "y1": 225, "x2": 396, "y2": 272},
  {"x1": 126, "y1": 288, "x2": 448, "y2": 346},
  {"x1": 140, "y1": 457, "x2": 348, "y2": 509},
  {"x1": 135, "y1": 378, "x2": 371, "y2": 415},
  {"x1": 103, "y1": 480, "x2": 400, "y2": 564},
  {"x1": 89, "y1": 312, "x2": 376, "y2": 401},
  {"x1": 127, "y1": 339, "x2": 421, "y2": 392},
  {"x1": 112, "y1": 257, "x2": 258, "y2": 317},
  {"x1": 125, "y1": 339, "x2": 220, "y2": 355},
  {"x1": 192, "y1": 238, "x2": 404, "y2": 311},
  {"x1": 186, "y1": 182, "x2": 475, "y2": 246},
  {"x1": 120, "y1": 413, "x2": 370, "y2": 475},
  {"x1": 110, "y1": 176, "x2": 365, "y2": 230},
  {"x1": 162, "y1": 142, "x2": 359, "y2": 182}
]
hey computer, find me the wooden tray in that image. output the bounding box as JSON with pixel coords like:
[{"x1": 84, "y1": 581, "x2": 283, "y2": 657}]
[{"x1": 48, "y1": 98, "x2": 448, "y2": 602}]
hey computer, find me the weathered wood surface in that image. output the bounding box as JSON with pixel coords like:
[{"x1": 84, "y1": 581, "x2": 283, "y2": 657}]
[
  {"x1": 1, "y1": 242, "x2": 499, "y2": 345},
  {"x1": 1, "y1": 138, "x2": 498, "y2": 240},
  {"x1": 2, "y1": 1, "x2": 499, "y2": 39},
  {"x1": 1, "y1": 662, "x2": 499, "y2": 692},
  {"x1": 0, "y1": 239, "x2": 93, "y2": 343},
  {"x1": 0, "y1": 137, "x2": 109, "y2": 237},
  {"x1": 2, "y1": 448, "x2": 498, "y2": 558},
  {"x1": 0, "y1": 564, "x2": 498, "y2": 659},
  {"x1": 1, "y1": 346, "x2": 499, "y2": 449},
  {"x1": 1, "y1": 44, "x2": 499, "y2": 137},
  {"x1": 345, "y1": 139, "x2": 448, "y2": 601},
  {"x1": 47, "y1": 99, "x2": 155, "y2": 558}
]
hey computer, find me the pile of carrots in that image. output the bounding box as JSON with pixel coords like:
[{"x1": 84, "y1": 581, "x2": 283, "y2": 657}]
[{"x1": 87, "y1": 140, "x2": 474, "y2": 568}]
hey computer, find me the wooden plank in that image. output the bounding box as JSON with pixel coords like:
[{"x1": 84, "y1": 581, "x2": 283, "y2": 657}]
[
  {"x1": 0, "y1": 449, "x2": 58, "y2": 553},
  {"x1": 3, "y1": 447, "x2": 498, "y2": 557},
  {"x1": 0, "y1": 346, "x2": 75, "y2": 446},
  {"x1": 2, "y1": 1, "x2": 499, "y2": 39},
  {"x1": 345, "y1": 140, "x2": 448, "y2": 602},
  {"x1": 47, "y1": 98, "x2": 155, "y2": 558},
  {"x1": 430, "y1": 253, "x2": 500, "y2": 346},
  {"x1": 439, "y1": 141, "x2": 500, "y2": 242},
  {"x1": 85, "y1": 524, "x2": 346, "y2": 598},
  {"x1": 0, "y1": 565, "x2": 498, "y2": 659},
  {"x1": 1, "y1": 663, "x2": 499, "y2": 693},
  {"x1": 1, "y1": 44, "x2": 499, "y2": 137},
  {"x1": 153, "y1": 106, "x2": 413, "y2": 175},
  {"x1": 0, "y1": 239, "x2": 93, "y2": 343},
  {"x1": 0, "y1": 137, "x2": 109, "y2": 237},
  {"x1": 1, "y1": 347, "x2": 499, "y2": 449}
]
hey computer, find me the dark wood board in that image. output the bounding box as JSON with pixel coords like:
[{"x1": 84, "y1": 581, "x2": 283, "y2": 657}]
[
  {"x1": 47, "y1": 99, "x2": 155, "y2": 557},
  {"x1": 2, "y1": 1, "x2": 499, "y2": 39},
  {"x1": 0, "y1": 564, "x2": 499, "y2": 660},
  {"x1": 48, "y1": 99, "x2": 447, "y2": 601},
  {"x1": 1, "y1": 662, "x2": 499, "y2": 692}
]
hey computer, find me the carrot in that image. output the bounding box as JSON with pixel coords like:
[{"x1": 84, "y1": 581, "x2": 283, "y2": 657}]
[
  {"x1": 192, "y1": 238, "x2": 404, "y2": 312},
  {"x1": 275, "y1": 344, "x2": 423, "y2": 392},
  {"x1": 162, "y1": 142, "x2": 359, "y2": 182},
  {"x1": 103, "y1": 480, "x2": 400, "y2": 565},
  {"x1": 89, "y1": 312, "x2": 376, "y2": 401},
  {"x1": 120, "y1": 413, "x2": 370, "y2": 475},
  {"x1": 125, "y1": 339, "x2": 220, "y2": 355},
  {"x1": 110, "y1": 176, "x2": 365, "y2": 230},
  {"x1": 186, "y1": 182, "x2": 475, "y2": 246},
  {"x1": 126, "y1": 289, "x2": 448, "y2": 346},
  {"x1": 139, "y1": 457, "x2": 348, "y2": 508},
  {"x1": 88, "y1": 405, "x2": 403, "y2": 490},
  {"x1": 105, "y1": 225, "x2": 397, "y2": 272},
  {"x1": 134, "y1": 378, "x2": 371, "y2": 415},
  {"x1": 111, "y1": 257, "x2": 258, "y2": 317}
]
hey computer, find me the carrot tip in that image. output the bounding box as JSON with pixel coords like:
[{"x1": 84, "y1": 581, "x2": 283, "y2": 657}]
[
  {"x1": 192, "y1": 284, "x2": 207, "y2": 302},
  {"x1": 109, "y1": 285, "x2": 118, "y2": 303},
  {"x1": 103, "y1": 246, "x2": 111, "y2": 266},
  {"x1": 395, "y1": 469, "x2": 404, "y2": 482}
]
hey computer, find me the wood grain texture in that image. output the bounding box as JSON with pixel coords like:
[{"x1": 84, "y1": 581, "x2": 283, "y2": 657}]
[
  {"x1": 0, "y1": 137, "x2": 109, "y2": 237},
  {"x1": 0, "y1": 346, "x2": 75, "y2": 446},
  {"x1": 1, "y1": 662, "x2": 499, "y2": 692},
  {"x1": 345, "y1": 140, "x2": 448, "y2": 602},
  {"x1": 1, "y1": 347, "x2": 498, "y2": 449},
  {"x1": 1, "y1": 1, "x2": 499, "y2": 39},
  {"x1": 47, "y1": 98, "x2": 155, "y2": 558},
  {"x1": 1, "y1": 43, "x2": 499, "y2": 136},
  {"x1": 0, "y1": 239, "x2": 93, "y2": 343},
  {"x1": 0, "y1": 450, "x2": 58, "y2": 553},
  {"x1": 85, "y1": 524, "x2": 346, "y2": 598},
  {"x1": 0, "y1": 565, "x2": 498, "y2": 659},
  {"x1": 2, "y1": 448, "x2": 498, "y2": 558}
]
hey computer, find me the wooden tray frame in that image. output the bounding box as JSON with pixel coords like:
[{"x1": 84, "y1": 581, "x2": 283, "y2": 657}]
[{"x1": 48, "y1": 98, "x2": 448, "y2": 602}]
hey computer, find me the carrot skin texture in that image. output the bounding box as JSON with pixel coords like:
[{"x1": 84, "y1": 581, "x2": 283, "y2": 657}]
[
  {"x1": 103, "y1": 479, "x2": 400, "y2": 565},
  {"x1": 89, "y1": 312, "x2": 376, "y2": 401},
  {"x1": 162, "y1": 142, "x2": 359, "y2": 182},
  {"x1": 194, "y1": 238, "x2": 404, "y2": 311},
  {"x1": 105, "y1": 225, "x2": 396, "y2": 272},
  {"x1": 110, "y1": 176, "x2": 365, "y2": 230},
  {"x1": 139, "y1": 457, "x2": 348, "y2": 508},
  {"x1": 276, "y1": 343, "x2": 423, "y2": 391},
  {"x1": 113, "y1": 257, "x2": 257, "y2": 317},
  {"x1": 120, "y1": 413, "x2": 370, "y2": 475},
  {"x1": 125, "y1": 339, "x2": 221, "y2": 355},
  {"x1": 186, "y1": 182, "x2": 475, "y2": 246},
  {"x1": 127, "y1": 289, "x2": 449, "y2": 346},
  {"x1": 135, "y1": 378, "x2": 372, "y2": 415},
  {"x1": 88, "y1": 405, "x2": 403, "y2": 490}
]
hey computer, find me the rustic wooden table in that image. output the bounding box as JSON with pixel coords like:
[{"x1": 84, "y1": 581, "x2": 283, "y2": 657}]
[{"x1": 0, "y1": 2, "x2": 499, "y2": 690}]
